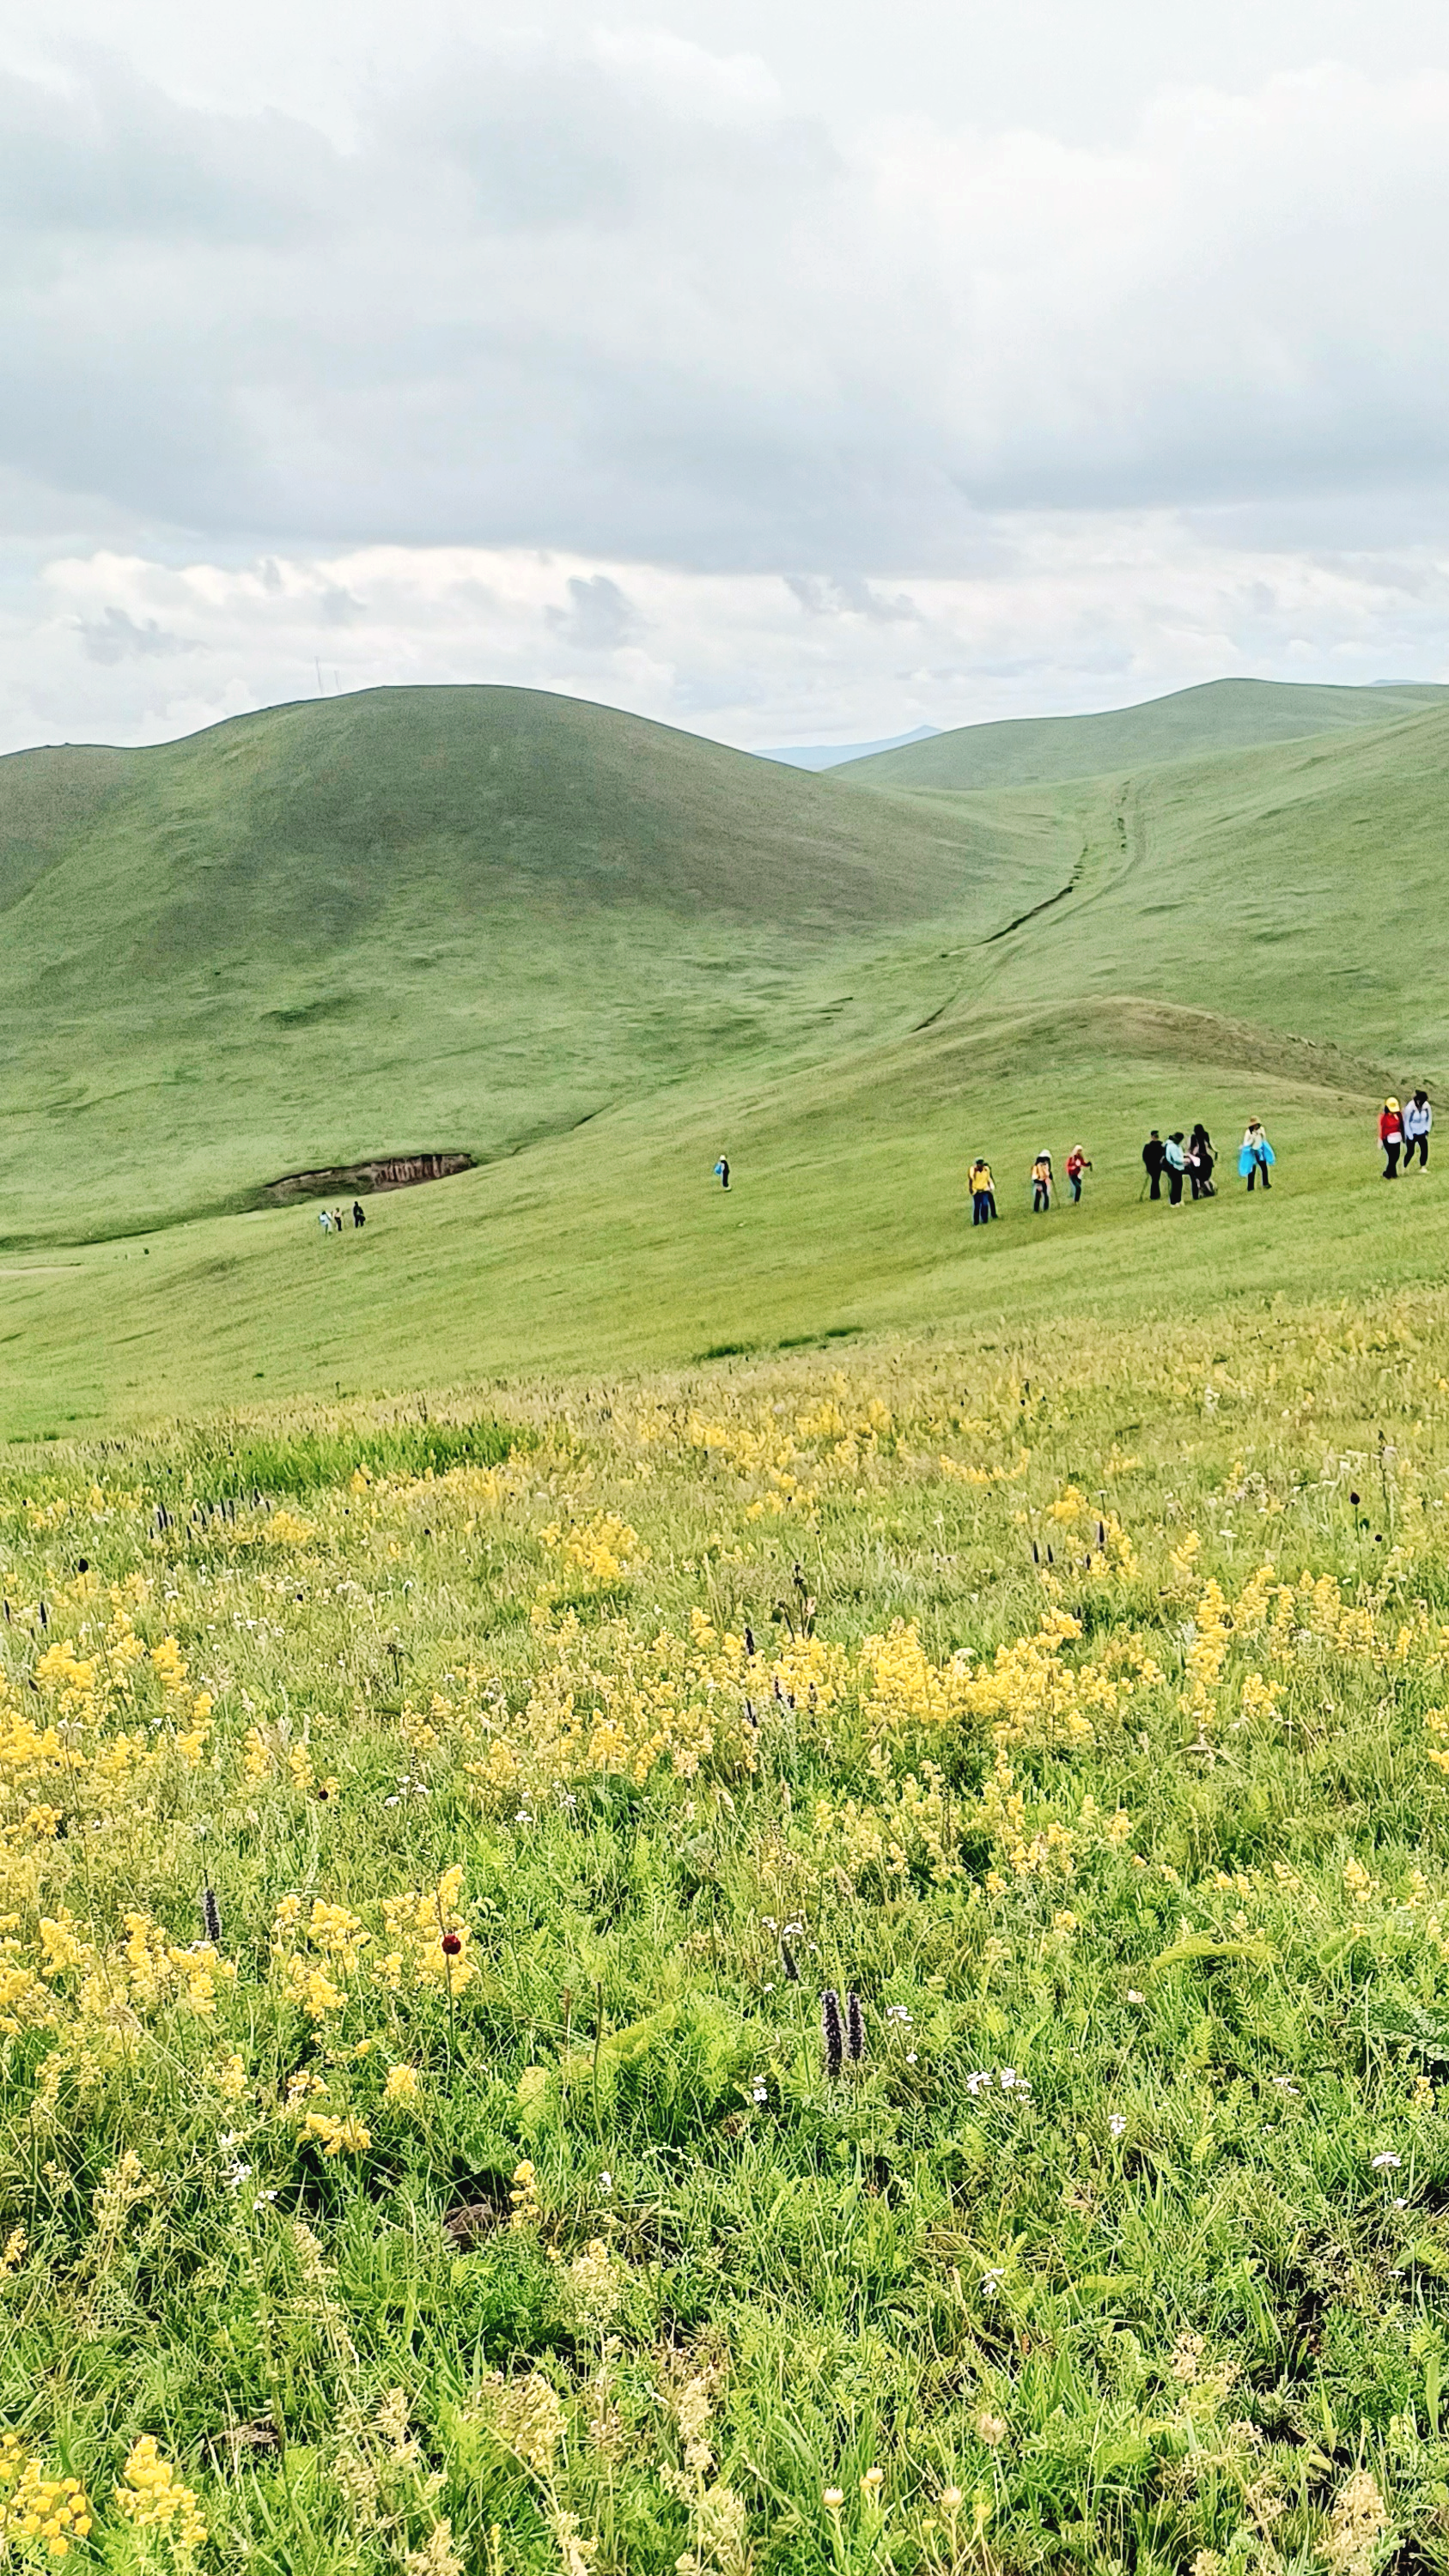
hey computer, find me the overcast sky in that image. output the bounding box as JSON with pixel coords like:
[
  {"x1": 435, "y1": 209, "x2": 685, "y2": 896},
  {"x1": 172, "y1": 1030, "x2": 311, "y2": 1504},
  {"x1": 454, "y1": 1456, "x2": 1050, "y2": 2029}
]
[{"x1": 3, "y1": 0, "x2": 1448, "y2": 752}]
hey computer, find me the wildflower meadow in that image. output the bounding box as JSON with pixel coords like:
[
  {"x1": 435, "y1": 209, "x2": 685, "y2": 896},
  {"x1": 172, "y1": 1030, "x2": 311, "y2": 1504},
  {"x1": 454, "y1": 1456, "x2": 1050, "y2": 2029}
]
[{"x1": 3, "y1": 1290, "x2": 1449, "y2": 2571}]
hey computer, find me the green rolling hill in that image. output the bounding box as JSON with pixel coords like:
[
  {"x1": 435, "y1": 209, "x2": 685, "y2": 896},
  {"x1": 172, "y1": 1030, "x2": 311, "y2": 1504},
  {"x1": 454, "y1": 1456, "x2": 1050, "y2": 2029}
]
[
  {"x1": 906, "y1": 698, "x2": 1449, "y2": 1069},
  {"x1": 0, "y1": 684, "x2": 1070, "y2": 1242},
  {"x1": 840, "y1": 675, "x2": 1449, "y2": 792},
  {"x1": 4, "y1": 673, "x2": 1449, "y2": 1431}
]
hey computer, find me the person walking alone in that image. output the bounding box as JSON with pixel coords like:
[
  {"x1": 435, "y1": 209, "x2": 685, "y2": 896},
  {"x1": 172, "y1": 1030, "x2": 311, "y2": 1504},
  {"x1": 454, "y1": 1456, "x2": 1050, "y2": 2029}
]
[
  {"x1": 1403, "y1": 1090, "x2": 1432, "y2": 1169},
  {"x1": 714, "y1": 1156, "x2": 730, "y2": 1191},
  {"x1": 969, "y1": 1157, "x2": 997, "y2": 1224},
  {"x1": 352, "y1": 1200, "x2": 366, "y2": 1228},
  {"x1": 1142, "y1": 1130, "x2": 1166, "y2": 1201},
  {"x1": 1379, "y1": 1098, "x2": 1404, "y2": 1178},
  {"x1": 1031, "y1": 1151, "x2": 1053, "y2": 1213},
  {"x1": 1239, "y1": 1120, "x2": 1275, "y2": 1191},
  {"x1": 1065, "y1": 1145, "x2": 1092, "y2": 1204},
  {"x1": 1163, "y1": 1132, "x2": 1187, "y2": 1205}
]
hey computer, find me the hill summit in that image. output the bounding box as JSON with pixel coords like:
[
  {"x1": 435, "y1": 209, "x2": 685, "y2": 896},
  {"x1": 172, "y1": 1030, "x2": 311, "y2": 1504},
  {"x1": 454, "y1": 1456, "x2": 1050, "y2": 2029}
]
[{"x1": 840, "y1": 675, "x2": 1449, "y2": 792}]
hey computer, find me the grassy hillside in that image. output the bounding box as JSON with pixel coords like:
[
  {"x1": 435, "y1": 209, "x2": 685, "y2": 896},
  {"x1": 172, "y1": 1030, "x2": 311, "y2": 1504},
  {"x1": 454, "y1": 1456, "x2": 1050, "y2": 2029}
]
[
  {"x1": 935, "y1": 701, "x2": 1449, "y2": 1068},
  {"x1": 3, "y1": 679, "x2": 1444, "y2": 1267},
  {"x1": 8, "y1": 679, "x2": 1449, "y2": 2567},
  {"x1": 0, "y1": 987, "x2": 1416, "y2": 1441},
  {"x1": 0, "y1": 686, "x2": 1069, "y2": 1242},
  {"x1": 6, "y1": 1285, "x2": 1449, "y2": 2570},
  {"x1": 5, "y1": 680, "x2": 1449, "y2": 1431},
  {"x1": 842, "y1": 676, "x2": 1449, "y2": 792}
]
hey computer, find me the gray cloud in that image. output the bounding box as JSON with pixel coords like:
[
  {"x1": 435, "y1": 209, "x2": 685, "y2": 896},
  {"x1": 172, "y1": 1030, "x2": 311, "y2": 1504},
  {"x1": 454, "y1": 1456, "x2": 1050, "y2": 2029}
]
[
  {"x1": 786, "y1": 574, "x2": 918, "y2": 623},
  {"x1": 0, "y1": 56, "x2": 338, "y2": 243},
  {"x1": 76, "y1": 604, "x2": 196, "y2": 662},
  {"x1": 2, "y1": 10, "x2": 1449, "y2": 761},
  {"x1": 546, "y1": 573, "x2": 642, "y2": 651},
  {"x1": 0, "y1": 41, "x2": 1446, "y2": 579}
]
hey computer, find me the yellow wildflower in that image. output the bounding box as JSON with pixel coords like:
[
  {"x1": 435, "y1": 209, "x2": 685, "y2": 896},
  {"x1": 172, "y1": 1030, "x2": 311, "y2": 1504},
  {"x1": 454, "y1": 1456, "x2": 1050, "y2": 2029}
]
[{"x1": 115, "y1": 2435, "x2": 204, "y2": 2558}]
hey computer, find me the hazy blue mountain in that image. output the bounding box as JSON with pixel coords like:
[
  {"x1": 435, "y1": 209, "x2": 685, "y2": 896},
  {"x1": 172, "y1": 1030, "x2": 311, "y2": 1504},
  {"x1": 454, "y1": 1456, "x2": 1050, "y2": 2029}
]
[{"x1": 756, "y1": 723, "x2": 940, "y2": 770}]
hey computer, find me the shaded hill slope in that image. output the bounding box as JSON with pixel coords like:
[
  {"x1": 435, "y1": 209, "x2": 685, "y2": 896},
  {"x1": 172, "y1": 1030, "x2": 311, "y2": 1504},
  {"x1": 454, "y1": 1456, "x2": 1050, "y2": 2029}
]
[
  {"x1": 0, "y1": 683, "x2": 1038, "y2": 955},
  {"x1": 841, "y1": 676, "x2": 1449, "y2": 793},
  {"x1": 0, "y1": 686, "x2": 1071, "y2": 1242}
]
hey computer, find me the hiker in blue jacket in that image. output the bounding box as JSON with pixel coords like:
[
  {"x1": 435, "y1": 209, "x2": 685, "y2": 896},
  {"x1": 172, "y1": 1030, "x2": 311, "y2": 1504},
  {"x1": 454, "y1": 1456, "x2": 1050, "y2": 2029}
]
[{"x1": 1239, "y1": 1120, "x2": 1275, "y2": 1191}]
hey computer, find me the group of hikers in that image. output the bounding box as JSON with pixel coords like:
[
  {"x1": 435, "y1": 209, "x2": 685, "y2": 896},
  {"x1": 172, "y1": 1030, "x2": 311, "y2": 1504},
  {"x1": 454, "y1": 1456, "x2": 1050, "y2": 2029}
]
[
  {"x1": 967, "y1": 1145, "x2": 1093, "y2": 1223},
  {"x1": 306, "y1": 1092, "x2": 1437, "y2": 1243},
  {"x1": 963, "y1": 1091, "x2": 1434, "y2": 1226},
  {"x1": 1378, "y1": 1091, "x2": 1433, "y2": 1176},
  {"x1": 966, "y1": 1120, "x2": 1278, "y2": 1224},
  {"x1": 1141, "y1": 1121, "x2": 1265, "y2": 1201}
]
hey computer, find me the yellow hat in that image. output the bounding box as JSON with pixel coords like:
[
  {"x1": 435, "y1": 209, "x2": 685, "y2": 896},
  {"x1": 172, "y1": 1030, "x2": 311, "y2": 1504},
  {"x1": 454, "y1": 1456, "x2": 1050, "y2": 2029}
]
[{"x1": 1387, "y1": 1097, "x2": 1401, "y2": 1112}]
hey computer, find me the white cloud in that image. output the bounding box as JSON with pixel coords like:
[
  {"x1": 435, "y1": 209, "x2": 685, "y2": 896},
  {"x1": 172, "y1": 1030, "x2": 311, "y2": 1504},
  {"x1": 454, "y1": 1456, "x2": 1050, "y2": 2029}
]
[
  {"x1": 2, "y1": 17, "x2": 1449, "y2": 742},
  {"x1": 8, "y1": 520, "x2": 1446, "y2": 755}
]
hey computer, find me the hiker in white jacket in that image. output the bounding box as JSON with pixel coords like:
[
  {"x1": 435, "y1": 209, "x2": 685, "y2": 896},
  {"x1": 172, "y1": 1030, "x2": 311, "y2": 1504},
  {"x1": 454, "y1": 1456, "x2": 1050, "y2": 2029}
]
[{"x1": 1403, "y1": 1090, "x2": 1433, "y2": 1170}]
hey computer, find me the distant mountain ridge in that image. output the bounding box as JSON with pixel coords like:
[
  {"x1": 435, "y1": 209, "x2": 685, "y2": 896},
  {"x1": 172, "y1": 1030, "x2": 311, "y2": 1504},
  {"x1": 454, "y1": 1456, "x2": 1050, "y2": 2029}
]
[
  {"x1": 837, "y1": 677, "x2": 1449, "y2": 793},
  {"x1": 756, "y1": 724, "x2": 940, "y2": 770}
]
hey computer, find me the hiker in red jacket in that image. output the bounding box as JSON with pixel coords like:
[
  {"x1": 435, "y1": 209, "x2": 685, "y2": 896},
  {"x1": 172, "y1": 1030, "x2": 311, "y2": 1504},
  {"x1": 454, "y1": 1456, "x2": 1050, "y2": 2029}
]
[{"x1": 1379, "y1": 1098, "x2": 1403, "y2": 1179}]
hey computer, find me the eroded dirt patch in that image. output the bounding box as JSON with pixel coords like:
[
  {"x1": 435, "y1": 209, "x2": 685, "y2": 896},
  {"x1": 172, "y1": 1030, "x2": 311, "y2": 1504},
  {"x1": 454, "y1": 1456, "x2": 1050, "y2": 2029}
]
[{"x1": 259, "y1": 1151, "x2": 474, "y2": 1204}]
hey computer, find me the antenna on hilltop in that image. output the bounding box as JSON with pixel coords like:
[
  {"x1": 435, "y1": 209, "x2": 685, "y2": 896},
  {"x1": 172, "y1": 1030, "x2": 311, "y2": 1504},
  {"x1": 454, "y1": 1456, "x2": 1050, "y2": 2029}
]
[{"x1": 315, "y1": 658, "x2": 325, "y2": 696}]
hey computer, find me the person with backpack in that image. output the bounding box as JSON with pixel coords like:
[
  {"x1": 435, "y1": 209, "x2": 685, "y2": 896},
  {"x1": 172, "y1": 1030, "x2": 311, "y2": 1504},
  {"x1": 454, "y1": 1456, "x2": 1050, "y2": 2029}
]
[
  {"x1": 1239, "y1": 1121, "x2": 1275, "y2": 1190},
  {"x1": 1031, "y1": 1151, "x2": 1053, "y2": 1213},
  {"x1": 714, "y1": 1156, "x2": 731, "y2": 1191},
  {"x1": 969, "y1": 1157, "x2": 997, "y2": 1224},
  {"x1": 352, "y1": 1200, "x2": 366, "y2": 1228},
  {"x1": 1379, "y1": 1098, "x2": 1404, "y2": 1178},
  {"x1": 1403, "y1": 1090, "x2": 1432, "y2": 1169},
  {"x1": 1142, "y1": 1131, "x2": 1166, "y2": 1200},
  {"x1": 1163, "y1": 1132, "x2": 1188, "y2": 1205},
  {"x1": 1065, "y1": 1145, "x2": 1092, "y2": 1204}
]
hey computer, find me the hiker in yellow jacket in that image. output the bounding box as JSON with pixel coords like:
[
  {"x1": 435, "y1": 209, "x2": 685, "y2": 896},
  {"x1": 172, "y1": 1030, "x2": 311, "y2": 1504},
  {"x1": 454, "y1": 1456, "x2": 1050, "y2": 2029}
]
[
  {"x1": 1031, "y1": 1151, "x2": 1053, "y2": 1213},
  {"x1": 969, "y1": 1158, "x2": 996, "y2": 1225}
]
